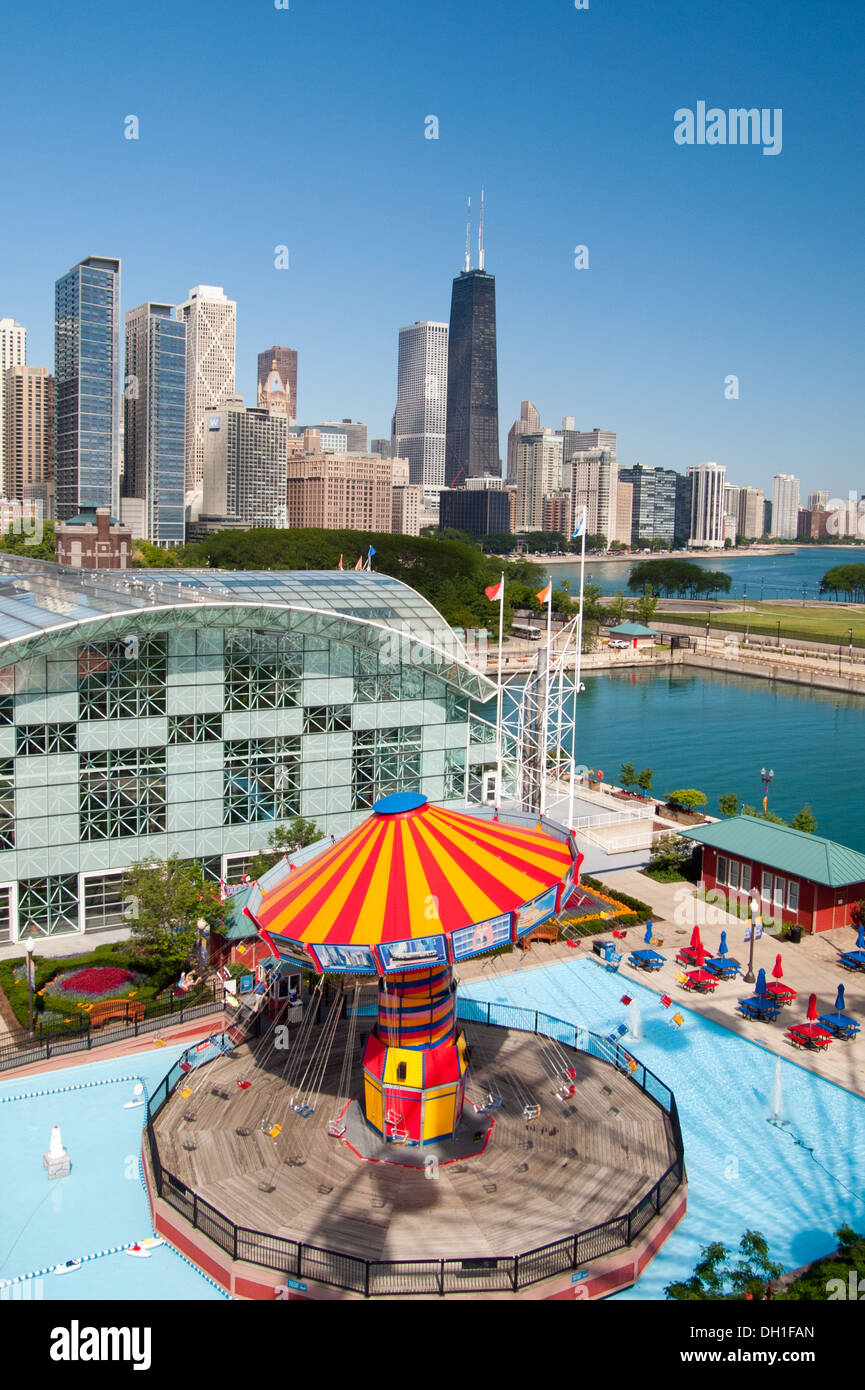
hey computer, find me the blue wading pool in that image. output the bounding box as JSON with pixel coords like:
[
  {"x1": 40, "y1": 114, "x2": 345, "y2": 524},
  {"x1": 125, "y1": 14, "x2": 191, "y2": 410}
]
[{"x1": 0, "y1": 1042, "x2": 229, "y2": 1301}]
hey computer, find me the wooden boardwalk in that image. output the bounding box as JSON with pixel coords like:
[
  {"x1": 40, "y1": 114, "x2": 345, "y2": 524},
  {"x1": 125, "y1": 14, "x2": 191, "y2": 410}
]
[{"x1": 153, "y1": 1020, "x2": 677, "y2": 1263}]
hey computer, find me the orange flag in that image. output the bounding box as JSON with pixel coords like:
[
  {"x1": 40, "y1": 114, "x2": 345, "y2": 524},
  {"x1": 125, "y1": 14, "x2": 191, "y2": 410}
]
[{"x1": 536, "y1": 581, "x2": 552, "y2": 604}]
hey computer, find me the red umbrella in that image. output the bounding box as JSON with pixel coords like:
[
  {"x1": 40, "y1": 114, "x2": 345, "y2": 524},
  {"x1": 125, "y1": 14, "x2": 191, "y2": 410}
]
[
  {"x1": 772, "y1": 954, "x2": 784, "y2": 980},
  {"x1": 690, "y1": 926, "x2": 703, "y2": 950},
  {"x1": 693, "y1": 941, "x2": 707, "y2": 969},
  {"x1": 806, "y1": 993, "x2": 818, "y2": 1021}
]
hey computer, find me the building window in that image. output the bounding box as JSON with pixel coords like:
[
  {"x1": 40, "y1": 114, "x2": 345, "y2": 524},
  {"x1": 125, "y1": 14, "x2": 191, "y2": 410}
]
[
  {"x1": 223, "y1": 737, "x2": 302, "y2": 825},
  {"x1": 728, "y1": 860, "x2": 740, "y2": 891},
  {"x1": 224, "y1": 630, "x2": 302, "y2": 712},
  {"x1": 352, "y1": 647, "x2": 425, "y2": 703},
  {"x1": 787, "y1": 880, "x2": 799, "y2": 913},
  {"x1": 0, "y1": 759, "x2": 13, "y2": 850},
  {"x1": 83, "y1": 872, "x2": 128, "y2": 932},
  {"x1": 739, "y1": 863, "x2": 752, "y2": 893},
  {"x1": 80, "y1": 747, "x2": 167, "y2": 840},
  {"x1": 16, "y1": 723, "x2": 77, "y2": 756},
  {"x1": 352, "y1": 726, "x2": 422, "y2": 809},
  {"x1": 716, "y1": 856, "x2": 728, "y2": 886},
  {"x1": 444, "y1": 748, "x2": 465, "y2": 800},
  {"x1": 761, "y1": 870, "x2": 772, "y2": 902},
  {"x1": 168, "y1": 713, "x2": 222, "y2": 744},
  {"x1": 0, "y1": 886, "x2": 11, "y2": 943},
  {"x1": 18, "y1": 875, "x2": 79, "y2": 938},
  {"x1": 223, "y1": 853, "x2": 256, "y2": 885},
  {"x1": 303, "y1": 704, "x2": 352, "y2": 734},
  {"x1": 78, "y1": 636, "x2": 167, "y2": 719},
  {"x1": 0, "y1": 695, "x2": 13, "y2": 726},
  {"x1": 446, "y1": 690, "x2": 468, "y2": 723}
]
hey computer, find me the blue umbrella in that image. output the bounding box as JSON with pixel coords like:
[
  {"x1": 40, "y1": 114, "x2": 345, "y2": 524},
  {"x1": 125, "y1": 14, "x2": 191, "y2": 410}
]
[
  {"x1": 644, "y1": 920, "x2": 653, "y2": 945},
  {"x1": 857, "y1": 925, "x2": 865, "y2": 951},
  {"x1": 835, "y1": 983, "x2": 847, "y2": 1012},
  {"x1": 718, "y1": 930, "x2": 729, "y2": 957},
  {"x1": 755, "y1": 967, "x2": 768, "y2": 996}
]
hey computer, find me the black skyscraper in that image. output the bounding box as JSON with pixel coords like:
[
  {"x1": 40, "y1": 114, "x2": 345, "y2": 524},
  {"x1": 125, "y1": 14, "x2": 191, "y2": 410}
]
[{"x1": 445, "y1": 268, "x2": 499, "y2": 485}]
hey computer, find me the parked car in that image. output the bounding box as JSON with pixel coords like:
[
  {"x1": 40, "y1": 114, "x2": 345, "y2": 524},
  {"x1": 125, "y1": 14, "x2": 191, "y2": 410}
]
[{"x1": 609, "y1": 639, "x2": 629, "y2": 649}]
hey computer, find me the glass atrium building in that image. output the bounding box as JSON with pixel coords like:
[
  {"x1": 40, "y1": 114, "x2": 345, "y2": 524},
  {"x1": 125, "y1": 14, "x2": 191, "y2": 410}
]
[{"x1": 0, "y1": 558, "x2": 496, "y2": 946}]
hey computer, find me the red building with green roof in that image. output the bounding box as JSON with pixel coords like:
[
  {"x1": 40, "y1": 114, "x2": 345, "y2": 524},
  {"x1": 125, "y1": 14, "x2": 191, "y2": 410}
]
[{"x1": 682, "y1": 815, "x2": 865, "y2": 934}]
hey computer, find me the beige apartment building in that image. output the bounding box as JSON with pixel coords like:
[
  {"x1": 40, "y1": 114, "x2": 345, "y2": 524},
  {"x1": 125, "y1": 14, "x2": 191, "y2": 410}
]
[
  {"x1": 286, "y1": 452, "x2": 393, "y2": 532},
  {"x1": 3, "y1": 365, "x2": 54, "y2": 506}
]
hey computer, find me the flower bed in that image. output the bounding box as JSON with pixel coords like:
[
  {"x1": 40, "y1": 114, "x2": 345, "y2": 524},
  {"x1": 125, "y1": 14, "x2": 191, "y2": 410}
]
[{"x1": 42, "y1": 965, "x2": 143, "y2": 1011}]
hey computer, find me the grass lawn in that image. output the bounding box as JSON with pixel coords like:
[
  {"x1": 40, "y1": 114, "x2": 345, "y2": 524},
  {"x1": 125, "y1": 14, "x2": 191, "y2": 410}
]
[{"x1": 656, "y1": 600, "x2": 865, "y2": 648}]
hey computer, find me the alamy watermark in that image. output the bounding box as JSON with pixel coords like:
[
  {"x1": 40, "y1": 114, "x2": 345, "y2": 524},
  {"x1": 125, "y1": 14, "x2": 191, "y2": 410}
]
[
  {"x1": 674, "y1": 103, "x2": 782, "y2": 156},
  {"x1": 0, "y1": 499, "x2": 43, "y2": 546}
]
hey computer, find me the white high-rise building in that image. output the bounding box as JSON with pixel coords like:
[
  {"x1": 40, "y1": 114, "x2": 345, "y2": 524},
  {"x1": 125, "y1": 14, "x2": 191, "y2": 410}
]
[
  {"x1": 687, "y1": 462, "x2": 727, "y2": 548},
  {"x1": 0, "y1": 319, "x2": 27, "y2": 495},
  {"x1": 571, "y1": 449, "x2": 619, "y2": 543},
  {"x1": 176, "y1": 286, "x2": 237, "y2": 493},
  {"x1": 808, "y1": 490, "x2": 829, "y2": 512},
  {"x1": 506, "y1": 401, "x2": 540, "y2": 485},
  {"x1": 772, "y1": 473, "x2": 800, "y2": 539},
  {"x1": 393, "y1": 321, "x2": 448, "y2": 489},
  {"x1": 738, "y1": 486, "x2": 765, "y2": 539},
  {"x1": 515, "y1": 431, "x2": 563, "y2": 531}
]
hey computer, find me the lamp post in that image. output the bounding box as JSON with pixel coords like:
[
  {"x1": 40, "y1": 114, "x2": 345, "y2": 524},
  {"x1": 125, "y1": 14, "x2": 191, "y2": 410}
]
[
  {"x1": 705, "y1": 617, "x2": 711, "y2": 653},
  {"x1": 776, "y1": 620, "x2": 781, "y2": 648},
  {"x1": 744, "y1": 894, "x2": 760, "y2": 985},
  {"x1": 849, "y1": 628, "x2": 854, "y2": 666},
  {"x1": 760, "y1": 766, "x2": 774, "y2": 809},
  {"x1": 838, "y1": 642, "x2": 843, "y2": 677}
]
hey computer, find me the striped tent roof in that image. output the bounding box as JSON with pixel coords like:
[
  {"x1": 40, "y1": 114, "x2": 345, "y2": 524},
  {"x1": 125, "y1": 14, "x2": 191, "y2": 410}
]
[{"x1": 254, "y1": 797, "x2": 574, "y2": 947}]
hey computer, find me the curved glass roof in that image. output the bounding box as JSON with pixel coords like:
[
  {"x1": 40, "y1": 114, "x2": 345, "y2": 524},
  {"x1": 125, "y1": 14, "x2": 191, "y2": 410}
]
[{"x1": 0, "y1": 557, "x2": 495, "y2": 700}]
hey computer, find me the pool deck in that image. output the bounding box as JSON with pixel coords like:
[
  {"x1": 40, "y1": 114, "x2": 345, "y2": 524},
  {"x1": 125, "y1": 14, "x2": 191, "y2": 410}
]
[
  {"x1": 489, "y1": 872, "x2": 865, "y2": 1099},
  {"x1": 151, "y1": 1021, "x2": 679, "y2": 1265}
]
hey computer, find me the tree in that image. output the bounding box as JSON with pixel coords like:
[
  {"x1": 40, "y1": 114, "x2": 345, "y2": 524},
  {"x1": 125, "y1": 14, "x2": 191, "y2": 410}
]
[
  {"x1": 718, "y1": 792, "x2": 741, "y2": 818},
  {"x1": 791, "y1": 804, "x2": 818, "y2": 834},
  {"x1": 666, "y1": 789, "x2": 707, "y2": 814},
  {"x1": 123, "y1": 855, "x2": 226, "y2": 983},
  {"x1": 627, "y1": 558, "x2": 732, "y2": 599},
  {"x1": 0, "y1": 519, "x2": 57, "y2": 561},
  {"x1": 666, "y1": 1231, "x2": 783, "y2": 1300},
  {"x1": 636, "y1": 767, "x2": 654, "y2": 794},
  {"x1": 819, "y1": 564, "x2": 865, "y2": 602},
  {"x1": 632, "y1": 585, "x2": 659, "y2": 626},
  {"x1": 741, "y1": 803, "x2": 788, "y2": 827},
  {"x1": 649, "y1": 834, "x2": 694, "y2": 876},
  {"x1": 779, "y1": 1226, "x2": 865, "y2": 1301},
  {"x1": 619, "y1": 761, "x2": 637, "y2": 790},
  {"x1": 608, "y1": 590, "x2": 629, "y2": 623},
  {"x1": 246, "y1": 817, "x2": 323, "y2": 883}
]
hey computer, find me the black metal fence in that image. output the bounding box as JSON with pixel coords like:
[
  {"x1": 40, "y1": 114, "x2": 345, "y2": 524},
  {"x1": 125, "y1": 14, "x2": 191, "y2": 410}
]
[
  {"x1": 145, "y1": 1000, "x2": 685, "y2": 1297},
  {"x1": 0, "y1": 981, "x2": 226, "y2": 1074}
]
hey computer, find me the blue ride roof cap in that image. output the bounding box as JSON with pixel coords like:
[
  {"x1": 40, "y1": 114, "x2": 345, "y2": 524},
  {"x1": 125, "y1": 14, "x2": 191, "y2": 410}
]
[{"x1": 373, "y1": 792, "x2": 428, "y2": 815}]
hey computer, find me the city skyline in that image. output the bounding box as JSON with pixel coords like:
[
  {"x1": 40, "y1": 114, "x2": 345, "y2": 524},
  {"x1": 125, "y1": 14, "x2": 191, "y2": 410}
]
[{"x1": 2, "y1": 1, "x2": 863, "y2": 501}]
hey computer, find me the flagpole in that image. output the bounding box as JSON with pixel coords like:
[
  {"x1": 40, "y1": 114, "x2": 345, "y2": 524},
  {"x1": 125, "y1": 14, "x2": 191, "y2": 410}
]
[
  {"x1": 495, "y1": 572, "x2": 504, "y2": 805},
  {"x1": 568, "y1": 506, "x2": 587, "y2": 832},
  {"x1": 540, "y1": 583, "x2": 552, "y2": 817}
]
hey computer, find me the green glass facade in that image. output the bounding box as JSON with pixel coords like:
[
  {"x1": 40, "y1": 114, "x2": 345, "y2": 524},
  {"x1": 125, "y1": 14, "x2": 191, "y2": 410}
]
[{"x1": 0, "y1": 565, "x2": 497, "y2": 944}]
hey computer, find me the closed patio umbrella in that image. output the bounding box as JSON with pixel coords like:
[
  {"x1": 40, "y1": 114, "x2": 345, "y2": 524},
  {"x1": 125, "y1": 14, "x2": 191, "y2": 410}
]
[
  {"x1": 835, "y1": 984, "x2": 847, "y2": 1012},
  {"x1": 690, "y1": 926, "x2": 703, "y2": 950},
  {"x1": 755, "y1": 967, "x2": 768, "y2": 996},
  {"x1": 772, "y1": 954, "x2": 784, "y2": 979},
  {"x1": 644, "y1": 920, "x2": 653, "y2": 945},
  {"x1": 857, "y1": 925, "x2": 865, "y2": 950},
  {"x1": 718, "y1": 930, "x2": 729, "y2": 957},
  {"x1": 806, "y1": 993, "x2": 818, "y2": 1021}
]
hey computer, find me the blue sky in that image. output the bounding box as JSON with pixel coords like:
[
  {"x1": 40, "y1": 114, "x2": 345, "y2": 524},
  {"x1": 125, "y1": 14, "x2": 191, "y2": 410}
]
[{"x1": 3, "y1": 0, "x2": 864, "y2": 495}]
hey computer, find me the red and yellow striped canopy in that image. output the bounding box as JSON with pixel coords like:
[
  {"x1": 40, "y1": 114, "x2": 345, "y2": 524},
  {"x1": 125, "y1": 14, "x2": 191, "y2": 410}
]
[{"x1": 255, "y1": 800, "x2": 573, "y2": 947}]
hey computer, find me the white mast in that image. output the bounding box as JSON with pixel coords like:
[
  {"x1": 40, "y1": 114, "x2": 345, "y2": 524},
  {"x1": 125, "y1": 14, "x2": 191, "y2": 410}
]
[
  {"x1": 464, "y1": 196, "x2": 472, "y2": 272},
  {"x1": 478, "y1": 187, "x2": 485, "y2": 271}
]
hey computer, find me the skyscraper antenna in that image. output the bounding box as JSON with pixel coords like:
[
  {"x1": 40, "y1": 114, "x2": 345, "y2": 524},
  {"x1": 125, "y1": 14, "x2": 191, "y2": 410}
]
[
  {"x1": 464, "y1": 196, "x2": 472, "y2": 272},
  {"x1": 478, "y1": 187, "x2": 485, "y2": 271}
]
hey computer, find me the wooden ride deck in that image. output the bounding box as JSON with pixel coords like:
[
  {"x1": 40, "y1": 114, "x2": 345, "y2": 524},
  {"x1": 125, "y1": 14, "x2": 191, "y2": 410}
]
[{"x1": 152, "y1": 1019, "x2": 678, "y2": 1264}]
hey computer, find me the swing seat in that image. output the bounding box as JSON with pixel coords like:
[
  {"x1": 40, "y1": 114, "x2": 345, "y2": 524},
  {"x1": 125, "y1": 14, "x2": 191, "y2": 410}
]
[
  {"x1": 522, "y1": 1103, "x2": 541, "y2": 1121},
  {"x1": 327, "y1": 1120, "x2": 347, "y2": 1139},
  {"x1": 236, "y1": 1079, "x2": 251, "y2": 1090}
]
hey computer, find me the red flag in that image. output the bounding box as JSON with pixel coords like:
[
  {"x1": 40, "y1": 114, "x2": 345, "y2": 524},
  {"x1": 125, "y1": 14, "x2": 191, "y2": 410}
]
[
  {"x1": 354, "y1": 556, "x2": 363, "y2": 571},
  {"x1": 337, "y1": 554, "x2": 343, "y2": 571},
  {"x1": 485, "y1": 579, "x2": 504, "y2": 602},
  {"x1": 536, "y1": 581, "x2": 552, "y2": 604}
]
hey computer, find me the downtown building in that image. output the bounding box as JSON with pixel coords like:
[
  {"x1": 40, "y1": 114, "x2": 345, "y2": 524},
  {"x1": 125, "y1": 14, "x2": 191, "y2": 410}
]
[
  {"x1": 514, "y1": 431, "x2": 563, "y2": 532},
  {"x1": 737, "y1": 486, "x2": 765, "y2": 539},
  {"x1": 0, "y1": 318, "x2": 27, "y2": 496},
  {"x1": 393, "y1": 321, "x2": 448, "y2": 489},
  {"x1": 200, "y1": 396, "x2": 288, "y2": 529},
  {"x1": 444, "y1": 231, "x2": 499, "y2": 486},
  {"x1": 285, "y1": 451, "x2": 393, "y2": 532},
  {"x1": 618, "y1": 464, "x2": 687, "y2": 547},
  {"x1": 772, "y1": 474, "x2": 800, "y2": 539},
  {"x1": 54, "y1": 256, "x2": 122, "y2": 520},
  {"x1": 257, "y1": 346, "x2": 297, "y2": 424},
  {"x1": 0, "y1": 557, "x2": 496, "y2": 948},
  {"x1": 439, "y1": 476, "x2": 510, "y2": 540},
  {"x1": 2, "y1": 366, "x2": 54, "y2": 513},
  {"x1": 176, "y1": 286, "x2": 237, "y2": 494},
  {"x1": 687, "y1": 462, "x2": 726, "y2": 547},
  {"x1": 505, "y1": 401, "x2": 540, "y2": 486},
  {"x1": 123, "y1": 304, "x2": 186, "y2": 545},
  {"x1": 571, "y1": 449, "x2": 621, "y2": 544}
]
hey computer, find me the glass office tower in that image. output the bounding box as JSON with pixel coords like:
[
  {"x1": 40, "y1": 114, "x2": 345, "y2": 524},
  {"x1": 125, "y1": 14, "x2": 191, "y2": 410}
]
[
  {"x1": 123, "y1": 304, "x2": 186, "y2": 544},
  {"x1": 54, "y1": 256, "x2": 121, "y2": 521}
]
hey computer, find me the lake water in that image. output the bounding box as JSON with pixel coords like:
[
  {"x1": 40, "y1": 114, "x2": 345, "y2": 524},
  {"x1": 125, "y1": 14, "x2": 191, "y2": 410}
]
[
  {"x1": 523, "y1": 666, "x2": 865, "y2": 844},
  {"x1": 548, "y1": 546, "x2": 864, "y2": 601}
]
